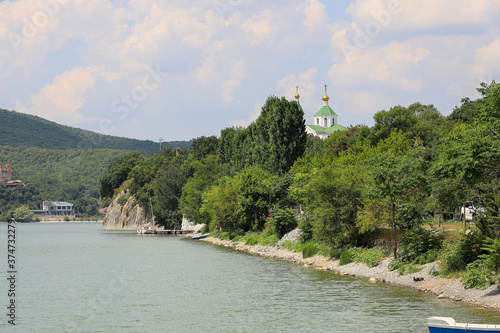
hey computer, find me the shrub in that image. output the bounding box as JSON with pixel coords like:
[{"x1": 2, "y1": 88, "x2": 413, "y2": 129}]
[
  {"x1": 315, "y1": 242, "x2": 334, "y2": 258},
  {"x1": 298, "y1": 217, "x2": 314, "y2": 243},
  {"x1": 339, "y1": 249, "x2": 352, "y2": 266},
  {"x1": 355, "y1": 248, "x2": 385, "y2": 267},
  {"x1": 302, "y1": 241, "x2": 317, "y2": 258},
  {"x1": 388, "y1": 259, "x2": 404, "y2": 271},
  {"x1": 398, "y1": 227, "x2": 442, "y2": 264},
  {"x1": 462, "y1": 260, "x2": 489, "y2": 289},
  {"x1": 480, "y1": 237, "x2": 500, "y2": 272},
  {"x1": 440, "y1": 232, "x2": 484, "y2": 274},
  {"x1": 271, "y1": 208, "x2": 297, "y2": 238},
  {"x1": 117, "y1": 195, "x2": 128, "y2": 205},
  {"x1": 280, "y1": 240, "x2": 300, "y2": 252},
  {"x1": 200, "y1": 224, "x2": 209, "y2": 234},
  {"x1": 245, "y1": 234, "x2": 259, "y2": 246}
]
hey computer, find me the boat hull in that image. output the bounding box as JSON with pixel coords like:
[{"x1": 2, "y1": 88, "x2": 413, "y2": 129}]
[
  {"x1": 191, "y1": 233, "x2": 209, "y2": 240},
  {"x1": 428, "y1": 317, "x2": 500, "y2": 333}
]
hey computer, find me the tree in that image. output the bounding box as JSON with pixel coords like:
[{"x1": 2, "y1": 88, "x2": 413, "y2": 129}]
[
  {"x1": 306, "y1": 164, "x2": 366, "y2": 246},
  {"x1": 191, "y1": 136, "x2": 219, "y2": 160},
  {"x1": 13, "y1": 206, "x2": 34, "y2": 222},
  {"x1": 365, "y1": 147, "x2": 428, "y2": 259},
  {"x1": 253, "y1": 96, "x2": 307, "y2": 174},
  {"x1": 152, "y1": 154, "x2": 189, "y2": 229},
  {"x1": 99, "y1": 152, "x2": 144, "y2": 198},
  {"x1": 179, "y1": 155, "x2": 226, "y2": 224},
  {"x1": 431, "y1": 82, "x2": 500, "y2": 236},
  {"x1": 201, "y1": 176, "x2": 241, "y2": 232}
]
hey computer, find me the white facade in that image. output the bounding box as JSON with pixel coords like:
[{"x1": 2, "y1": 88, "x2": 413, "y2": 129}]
[{"x1": 42, "y1": 201, "x2": 74, "y2": 215}]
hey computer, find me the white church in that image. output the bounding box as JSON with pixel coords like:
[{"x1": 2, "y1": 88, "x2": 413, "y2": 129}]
[{"x1": 295, "y1": 85, "x2": 347, "y2": 139}]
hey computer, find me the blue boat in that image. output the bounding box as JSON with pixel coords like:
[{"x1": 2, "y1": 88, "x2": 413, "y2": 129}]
[
  {"x1": 191, "y1": 233, "x2": 209, "y2": 240},
  {"x1": 428, "y1": 317, "x2": 500, "y2": 332}
]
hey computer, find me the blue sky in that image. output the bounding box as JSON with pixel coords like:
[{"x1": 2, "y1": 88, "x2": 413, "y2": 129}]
[{"x1": 1, "y1": 0, "x2": 499, "y2": 142}]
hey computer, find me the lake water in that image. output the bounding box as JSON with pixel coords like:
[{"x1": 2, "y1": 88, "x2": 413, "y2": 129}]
[{"x1": 1, "y1": 222, "x2": 500, "y2": 332}]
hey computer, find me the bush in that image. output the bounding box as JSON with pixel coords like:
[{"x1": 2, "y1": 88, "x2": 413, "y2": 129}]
[
  {"x1": 315, "y1": 242, "x2": 334, "y2": 258},
  {"x1": 298, "y1": 216, "x2": 313, "y2": 243},
  {"x1": 302, "y1": 241, "x2": 317, "y2": 258},
  {"x1": 388, "y1": 259, "x2": 404, "y2": 271},
  {"x1": 13, "y1": 206, "x2": 34, "y2": 222},
  {"x1": 280, "y1": 240, "x2": 301, "y2": 252},
  {"x1": 339, "y1": 249, "x2": 352, "y2": 266},
  {"x1": 245, "y1": 234, "x2": 259, "y2": 246},
  {"x1": 355, "y1": 248, "x2": 385, "y2": 267},
  {"x1": 398, "y1": 228, "x2": 442, "y2": 264},
  {"x1": 200, "y1": 224, "x2": 209, "y2": 234},
  {"x1": 117, "y1": 195, "x2": 128, "y2": 205},
  {"x1": 339, "y1": 247, "x2": 385, "y2": 267},
  {"x1": 271, "y1": 208, "x2": 297, "y2": 238},
  {"x1": 480, "y1": 237, "x2": 500, "y2": 272},
  {"x1": 440, "y1": 232, "x2": 484, "y2": 274},
  {"x1": 462, "y1": 260, "x2": 490, "y2": 289}
]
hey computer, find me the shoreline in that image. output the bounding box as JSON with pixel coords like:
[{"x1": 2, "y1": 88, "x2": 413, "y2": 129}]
[{"x1": 200, "y1": 236, "x2": 500, "y2": 311}]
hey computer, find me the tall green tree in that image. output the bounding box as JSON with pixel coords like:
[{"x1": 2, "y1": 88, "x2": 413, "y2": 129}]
[
  {"x1": 364, "y1": 132, "x2": 428, "y2": 259},
  {"x1": 253, "y1": 96, "x2": 307, "y2": 174}
]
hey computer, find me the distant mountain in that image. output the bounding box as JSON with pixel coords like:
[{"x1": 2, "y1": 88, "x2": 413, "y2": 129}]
[{"x1": 0, "y1": 108, "x2": 191, "y2": 153}]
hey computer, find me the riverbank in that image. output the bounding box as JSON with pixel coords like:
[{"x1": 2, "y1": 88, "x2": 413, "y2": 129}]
[{"x1": 200, "y1": 236, "x2": 500, "y2": 311}]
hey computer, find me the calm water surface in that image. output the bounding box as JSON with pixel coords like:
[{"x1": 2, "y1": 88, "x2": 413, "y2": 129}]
[{"x1": 1, "y1": 222, "x2": 500, "y2": 332}]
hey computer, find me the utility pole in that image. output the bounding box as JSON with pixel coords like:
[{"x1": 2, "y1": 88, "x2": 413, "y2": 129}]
[{"x1": 159, "y1": 138, "x2": 164, "y2": 154}]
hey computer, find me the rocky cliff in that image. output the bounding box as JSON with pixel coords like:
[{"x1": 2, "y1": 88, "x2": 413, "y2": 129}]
[{"x1": 101, "y1": 190, "x2": 149, "y2": 230}]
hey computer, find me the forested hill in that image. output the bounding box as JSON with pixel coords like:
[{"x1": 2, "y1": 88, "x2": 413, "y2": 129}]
[{"x1": 0, "y1": 108, "x2": 190, "y2": 153}]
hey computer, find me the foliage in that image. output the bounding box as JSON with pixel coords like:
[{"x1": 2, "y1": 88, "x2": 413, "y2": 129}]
[
  {"x1": 0, "y1": 108, "x2": 189, "y2": 153},
  {"x1": 398, "y1": 228, "x2": 442, "y2": 263},
  {"x1": 440, "y1": 232, "x2": 484, "y2": 274},
  {"x1": 301, "y1": 241, "x2": 318, "y2": 258},
  {"x1": 270, "y1": 208, "x2": 297, "y2": 238},
  {"x1": 353, "y1": 247, "x2": 385, "y2": 267},
  {"x1": 306, "y1": 164, "x2": 366, "y2": 246},
  {"x1": 298, "y1": 216, "x2": 314, "y2": 243},
  {"x1": 397, "y1": 263, "x2": 421, "y2": 275},
  {"x1": 218, "y1": 96, "x2": 306, "y2": 175},
  {"x1": 201, "y1": 176, "x2": 241, "y2": 232},
  {"x1": 152, "y1": 152, "x2": 189, "y2": 229},
  {"x1": 462, "y1": 260, "x2": 491, "y2": 289},
  {"x1": 480, "y1": 237, "x2": 500, "y2": 272},
  {"x1": 13, "y1": 206, "x2": 34, "y2": 222},
  {"x1": 339, "y1": 247, "x2": 385, "y2": 267},
  {"x1": 99, "y1": 152, "x2": 144, "y2": 198},
  {"x1": 363, "y1": 131, "x2": 429, "y2": 258},
  {"x1": 339, "y1": 249, "x2": 353, "y2": 266},
  {"x1": 191, "y1": 136, "x2": 219, "y2": 160}
]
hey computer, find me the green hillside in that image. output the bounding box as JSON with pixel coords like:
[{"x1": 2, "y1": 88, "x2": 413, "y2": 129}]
[
  {"x1": 0, "y1": 145, "x2": 128, "y2": 216},
  {"x1": 0, "y1": 108, "x2": 191, "y2": 153},
  {"x1": 0, "y1": 108, "x2": 192, "y2": 219}
]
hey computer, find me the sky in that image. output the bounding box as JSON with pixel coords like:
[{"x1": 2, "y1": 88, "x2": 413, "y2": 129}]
[{"x1": 1, "y1": 0, "x2": 499, "y2": 142}]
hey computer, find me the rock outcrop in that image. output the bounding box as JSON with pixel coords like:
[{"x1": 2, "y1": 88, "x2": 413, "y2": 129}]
[
  {"x1": 101, "y1": 190, "x2": 149, "y2": 230},
  {"x1": 181, "y1": 215, "x2": 205, "y2": 233}
]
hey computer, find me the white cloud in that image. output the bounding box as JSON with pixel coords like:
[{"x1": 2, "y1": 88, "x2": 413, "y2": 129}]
[
  {"x1": 276, "y1": 68, "x2": 319, "y2": 108},
  {"x1": 304, "y1": 0, "x2": 329, "y2": 31},
  {"x1": 1, "y1": 0, "x2": 499, "y2": 141},
  {"x1": 346, "y1": 0, "x2": 496, "y2": 32},
  {"x1": 15, "y1": 66, "x2": 121, "y2": 124}
]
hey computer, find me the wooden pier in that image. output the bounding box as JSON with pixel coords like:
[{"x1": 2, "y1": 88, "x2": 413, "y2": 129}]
[{"x1": 155, "y1": 229, "x2": 193, "y2": 234}]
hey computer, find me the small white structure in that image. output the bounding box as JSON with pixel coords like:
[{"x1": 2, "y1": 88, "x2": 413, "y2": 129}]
[
  {"x1": 299, "y1": 85, "x2": 348, "y2": 139},
  {"x1": 42, "y1": 201, "x2": 74, "y2": 216}
]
